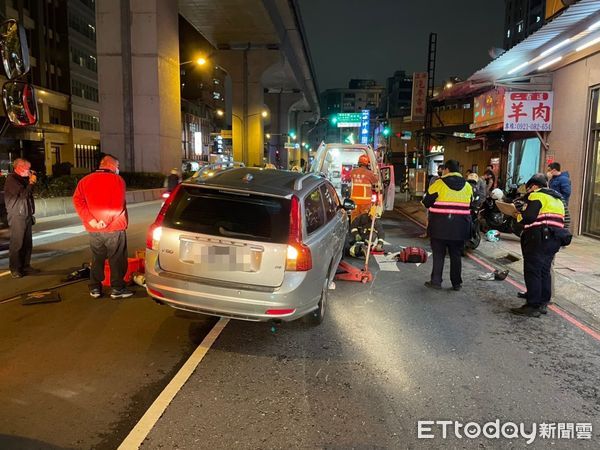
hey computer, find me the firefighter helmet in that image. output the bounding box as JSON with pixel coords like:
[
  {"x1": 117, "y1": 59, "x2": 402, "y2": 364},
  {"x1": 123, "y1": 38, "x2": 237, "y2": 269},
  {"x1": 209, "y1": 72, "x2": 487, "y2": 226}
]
[{"x1": 358, "y1": 154, "x2": 370, "y2": 167}]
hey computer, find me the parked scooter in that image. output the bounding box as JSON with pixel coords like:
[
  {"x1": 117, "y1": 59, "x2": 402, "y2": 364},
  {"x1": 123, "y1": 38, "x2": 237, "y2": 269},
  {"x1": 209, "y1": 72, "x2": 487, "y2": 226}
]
[
  {"x1": 465, "y1": 174, "x2": 483, "y2": 251},
  {"x1": 478, "y1": 187, "x2": 523, "y2": 237}
]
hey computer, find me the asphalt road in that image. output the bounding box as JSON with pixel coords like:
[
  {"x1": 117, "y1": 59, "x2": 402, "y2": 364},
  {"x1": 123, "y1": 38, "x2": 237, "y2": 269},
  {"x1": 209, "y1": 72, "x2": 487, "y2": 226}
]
[
  {"x1": 0, "y1": 201, "x2": 218, "y2": 450},
  {"x1": 1, "y1": 205, "x2": 599, "y2": 449}
]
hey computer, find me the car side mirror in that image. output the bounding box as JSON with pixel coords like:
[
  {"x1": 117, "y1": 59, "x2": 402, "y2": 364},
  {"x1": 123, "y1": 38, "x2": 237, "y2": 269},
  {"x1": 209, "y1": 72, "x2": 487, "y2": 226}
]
[
  {"x1": 342, "y1": 198, "x2": 356, "y2": 211},
  {"x1": 0, "y1": 19, "x2": 30, "y2": 80},
  {"x1": 2, "y1": 81, "x2": 37, "y2": 127}
]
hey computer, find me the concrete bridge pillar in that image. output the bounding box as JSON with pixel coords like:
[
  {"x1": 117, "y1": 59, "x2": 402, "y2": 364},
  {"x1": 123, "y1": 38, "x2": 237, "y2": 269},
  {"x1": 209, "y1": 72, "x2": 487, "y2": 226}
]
[
  {"x1": 96, "y1": 0, "x2": 181, "y2": 174},
  {"x1": 216, "y1": 50, "x2": 280, "y2": 167},
  {"x1": 264, "y1": 91, "x2": 302, "y2": 168}
]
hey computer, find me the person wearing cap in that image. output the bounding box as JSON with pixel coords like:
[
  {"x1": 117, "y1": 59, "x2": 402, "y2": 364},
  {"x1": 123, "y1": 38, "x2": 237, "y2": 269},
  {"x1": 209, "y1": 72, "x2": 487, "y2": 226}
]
[
  {"x1": 422, "y1": 159, "x2": 473, "y2": 291},
  {"x1": 511, "y1": 173, "x2": 565, "y2": 317}
]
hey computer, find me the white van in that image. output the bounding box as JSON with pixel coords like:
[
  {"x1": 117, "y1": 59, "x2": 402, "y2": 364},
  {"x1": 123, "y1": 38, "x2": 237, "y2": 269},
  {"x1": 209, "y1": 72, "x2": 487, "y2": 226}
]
[{"x1": 309, "y1": 143, "x2": 395, "y2": 212}]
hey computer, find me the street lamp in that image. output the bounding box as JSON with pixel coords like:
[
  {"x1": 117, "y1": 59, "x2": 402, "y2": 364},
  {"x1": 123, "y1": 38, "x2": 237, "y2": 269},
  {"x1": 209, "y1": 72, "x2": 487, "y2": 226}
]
[
  {"x1": 216, "y1": 109, "x2": 269, "y2": 162},
  {"x1": 180, "y1": 57, "x2": 207, "y2": 66}
]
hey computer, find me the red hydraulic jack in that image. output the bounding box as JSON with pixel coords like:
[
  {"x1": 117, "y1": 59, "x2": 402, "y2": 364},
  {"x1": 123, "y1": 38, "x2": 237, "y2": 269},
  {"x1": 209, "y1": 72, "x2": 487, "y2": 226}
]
[{"x1": 335, "y1": 197, "x2": 381, "y2": 284}]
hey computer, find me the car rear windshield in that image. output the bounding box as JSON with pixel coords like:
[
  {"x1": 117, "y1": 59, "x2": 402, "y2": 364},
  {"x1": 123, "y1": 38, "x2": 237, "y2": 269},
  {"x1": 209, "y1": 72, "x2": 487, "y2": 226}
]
[{"x1": 163, "y1": 186, "x2": 291, "y2": 244}]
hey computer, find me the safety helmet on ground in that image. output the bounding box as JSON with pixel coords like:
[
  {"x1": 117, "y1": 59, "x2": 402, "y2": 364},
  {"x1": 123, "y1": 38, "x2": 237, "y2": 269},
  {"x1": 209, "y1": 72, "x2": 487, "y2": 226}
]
[
  {"x1": 485, "y1": 230, "x2": 500, "y2": 242},
  {"x1": 525, "y1": 173, "x2": 548, "y2": 190},
  {"x1": 490, "y1": 188, "x2": 504, "y2": 201},
  {"x1": 358, "y1": 154, "x2": 370, "y2": 167},
  {"x1": 466, "y1": 173, "x2": 479, "y2": 182}
]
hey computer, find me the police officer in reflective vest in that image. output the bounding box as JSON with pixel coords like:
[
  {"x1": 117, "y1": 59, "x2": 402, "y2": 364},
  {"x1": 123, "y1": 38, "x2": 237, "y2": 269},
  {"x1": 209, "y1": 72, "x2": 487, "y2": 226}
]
[
  {"x1": 349, "y1": 154, "x2": 378, "y2": 222},
  {"x1": 422, "y1": 159, "x2": 473, "y2": 291},
  {"x1": 511, "y1": 173, "x2": 565, "y2": 317}
]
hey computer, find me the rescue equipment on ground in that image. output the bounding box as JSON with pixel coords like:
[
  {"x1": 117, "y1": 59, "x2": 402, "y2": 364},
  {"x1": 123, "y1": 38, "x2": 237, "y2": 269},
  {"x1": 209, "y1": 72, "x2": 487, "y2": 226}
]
[{"x1": 396, "y1": 247, "x2": 428, "y2": 264}]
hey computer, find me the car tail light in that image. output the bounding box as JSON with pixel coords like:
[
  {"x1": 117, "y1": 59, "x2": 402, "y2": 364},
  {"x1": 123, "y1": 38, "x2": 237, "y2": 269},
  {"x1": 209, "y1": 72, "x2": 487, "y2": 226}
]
[
  {"x1": 285, "y1": 195, "x2": 312, "y2": 271},
  {"x1": 146, "y1": 184, "x2": 181, "y2": 250},
  {"x1": 148, "y1": 287, "x2": 164, "y2": 298},
  {"x1": 265, "y1": 309, "x2": 296, "y2": 316}
]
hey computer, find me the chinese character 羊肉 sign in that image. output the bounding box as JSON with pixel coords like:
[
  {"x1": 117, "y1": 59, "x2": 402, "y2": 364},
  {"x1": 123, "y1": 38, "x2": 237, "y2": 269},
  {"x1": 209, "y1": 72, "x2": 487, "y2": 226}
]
[{"x1": 503, "y1": 91, "x2": 553, "y2": 132}]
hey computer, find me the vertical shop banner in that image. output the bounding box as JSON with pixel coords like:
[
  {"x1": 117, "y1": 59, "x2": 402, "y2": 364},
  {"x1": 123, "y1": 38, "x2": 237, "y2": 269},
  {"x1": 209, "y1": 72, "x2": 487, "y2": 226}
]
[
  {"x1": 504, "y1": 91, "x2": 553, "y2": 131},
  {"x1": 411, "y1": 72, "x2": 428, "y2": 120},
  {"x1": 360, "y1": 109, "x2": 370, "y2": 144}
]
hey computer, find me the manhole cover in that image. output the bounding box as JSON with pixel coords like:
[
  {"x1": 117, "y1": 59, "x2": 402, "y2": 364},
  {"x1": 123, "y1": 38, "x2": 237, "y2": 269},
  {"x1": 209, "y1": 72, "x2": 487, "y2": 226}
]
[{"x1": 495, "y1": 253, "x2": 520, "y2": 265}]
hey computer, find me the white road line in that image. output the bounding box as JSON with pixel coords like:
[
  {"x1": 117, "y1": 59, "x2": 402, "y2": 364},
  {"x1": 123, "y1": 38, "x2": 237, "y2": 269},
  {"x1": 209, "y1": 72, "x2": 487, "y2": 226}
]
[{"x1": 118, "y1": 317, "x2": 230, "y2": 450}]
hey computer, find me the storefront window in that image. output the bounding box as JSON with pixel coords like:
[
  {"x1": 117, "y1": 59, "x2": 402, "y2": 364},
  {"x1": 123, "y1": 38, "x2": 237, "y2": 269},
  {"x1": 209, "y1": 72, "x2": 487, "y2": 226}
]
[
  {"x1": 583, "y1": 88, "x2": 600, "y2": 237},
  {"x1": 506, "y1": 138, "x2": 541, "y2": 188}
]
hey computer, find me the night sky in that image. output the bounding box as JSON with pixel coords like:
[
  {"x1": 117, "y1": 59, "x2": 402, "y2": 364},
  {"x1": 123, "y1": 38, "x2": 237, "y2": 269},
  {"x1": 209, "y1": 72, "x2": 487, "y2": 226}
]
[{"x1": 298, "y1": 0, "x2": 505, "y2": 91}]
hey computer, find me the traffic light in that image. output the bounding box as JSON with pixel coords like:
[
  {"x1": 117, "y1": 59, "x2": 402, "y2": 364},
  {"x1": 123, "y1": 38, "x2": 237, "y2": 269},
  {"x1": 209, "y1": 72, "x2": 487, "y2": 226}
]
[
  {"x1": 289, "y1": 130, "x2": 297, "y2": 140},
  {"x1": 382, "y1": 127, "x2": 391, "y2": 137},
  {"x1": 330, "y1": 115, "x2": 338, "y2": 126}
]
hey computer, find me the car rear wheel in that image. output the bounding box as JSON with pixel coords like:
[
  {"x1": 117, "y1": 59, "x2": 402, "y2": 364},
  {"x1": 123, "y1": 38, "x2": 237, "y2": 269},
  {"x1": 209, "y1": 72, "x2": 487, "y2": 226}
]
[{"x1": 304, "y1": 277, "x2": 328, "y2": 326}]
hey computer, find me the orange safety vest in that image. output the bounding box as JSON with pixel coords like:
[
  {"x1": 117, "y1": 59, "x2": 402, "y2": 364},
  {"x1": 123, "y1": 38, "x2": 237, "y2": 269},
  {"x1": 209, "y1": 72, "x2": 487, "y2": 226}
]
[{"x1": 350, "y1": 167, "x2": 377, "y2": 203}]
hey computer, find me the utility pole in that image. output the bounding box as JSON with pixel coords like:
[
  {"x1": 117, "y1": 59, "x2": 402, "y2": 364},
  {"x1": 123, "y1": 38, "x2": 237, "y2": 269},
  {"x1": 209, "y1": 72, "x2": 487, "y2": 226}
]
[{"x1": 424, "y1": 32, "x2": 437, "y2": 169}]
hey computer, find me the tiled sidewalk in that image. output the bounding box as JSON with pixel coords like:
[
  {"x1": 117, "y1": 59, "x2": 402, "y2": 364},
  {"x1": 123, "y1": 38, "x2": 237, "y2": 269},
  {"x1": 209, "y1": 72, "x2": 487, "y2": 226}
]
[{"x1": 394, "y1": 199, "x2": 600, "y2": 326}]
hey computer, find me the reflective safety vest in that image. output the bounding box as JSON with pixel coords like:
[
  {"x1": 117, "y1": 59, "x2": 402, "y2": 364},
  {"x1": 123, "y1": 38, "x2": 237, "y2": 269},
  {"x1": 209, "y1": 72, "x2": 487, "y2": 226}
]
[
  {"x1": 350, "y1": 168, "x2": 377, "y2": 203},
  {"x1": 428, "y1": 174, "x2": 472, "y2": 216},
  {"x1": 523, "y1": 190, "x2": 565, "y2": 229}
]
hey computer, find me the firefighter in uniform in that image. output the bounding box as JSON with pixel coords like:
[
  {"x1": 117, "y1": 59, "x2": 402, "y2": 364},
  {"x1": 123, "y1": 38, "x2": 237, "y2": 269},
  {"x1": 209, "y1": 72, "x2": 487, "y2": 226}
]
[
  {"x1": 511, "y1": 173, "x2": 565, "y2": 317},
  {"x1": 344, "y1": 210, "x2": 385, "y2": 258},
  {"x1": 349, "y1": 154, "x2": 378, "y2": 222},
  {"x1": 422, "y1": 159, "x2": 473, "y2": 291}
]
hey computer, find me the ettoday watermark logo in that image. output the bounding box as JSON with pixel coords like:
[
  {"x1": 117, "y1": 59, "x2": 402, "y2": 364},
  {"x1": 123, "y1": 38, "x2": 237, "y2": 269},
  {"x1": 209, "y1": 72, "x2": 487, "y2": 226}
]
[{"x1": 417, "y1": 420, "x2": 593, "y2": 444}]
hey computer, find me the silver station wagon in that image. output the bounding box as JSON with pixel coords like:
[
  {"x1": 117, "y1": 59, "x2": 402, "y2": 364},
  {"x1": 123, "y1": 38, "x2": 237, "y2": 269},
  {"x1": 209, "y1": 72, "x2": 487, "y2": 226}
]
[{"x1": 145, "y1": 167, "x2": 352, "y2": 324}]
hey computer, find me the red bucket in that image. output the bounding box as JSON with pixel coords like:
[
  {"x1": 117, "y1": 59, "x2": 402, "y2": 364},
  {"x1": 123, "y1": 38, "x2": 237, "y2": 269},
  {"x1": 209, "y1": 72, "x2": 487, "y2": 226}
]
[{"x1": 102, "y1": 257, "x2": 145, "y2": 287}]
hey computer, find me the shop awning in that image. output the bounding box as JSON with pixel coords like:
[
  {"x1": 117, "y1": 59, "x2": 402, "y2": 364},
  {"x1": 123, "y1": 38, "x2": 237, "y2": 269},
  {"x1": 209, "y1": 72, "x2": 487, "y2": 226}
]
[
  {"x1": 470, "y1": 0, "x2": 600, "y2": 83},
  {"x1": 435, "y1": 0, "x2": 600, "y2": 103}
]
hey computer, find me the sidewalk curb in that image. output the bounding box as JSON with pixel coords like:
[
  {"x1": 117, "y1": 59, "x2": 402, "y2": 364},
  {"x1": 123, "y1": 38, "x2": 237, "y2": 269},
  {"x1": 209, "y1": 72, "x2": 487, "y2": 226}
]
[{"x1": 393, "y1": 203, "x2": 600, "y2": 335}]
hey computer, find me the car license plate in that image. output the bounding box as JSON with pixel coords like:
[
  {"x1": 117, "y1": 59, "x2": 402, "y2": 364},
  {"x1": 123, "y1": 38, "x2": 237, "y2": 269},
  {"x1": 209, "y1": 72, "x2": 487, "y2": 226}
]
[{"x1": 180, "y1": 240, "x2": 259, "y2": 272}]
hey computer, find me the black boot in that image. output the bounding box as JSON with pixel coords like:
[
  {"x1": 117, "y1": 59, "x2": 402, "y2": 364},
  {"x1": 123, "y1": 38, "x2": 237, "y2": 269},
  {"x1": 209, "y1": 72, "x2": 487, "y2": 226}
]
[{"x1": 510, "y1": 304, "x2": 541, "y2": 318}]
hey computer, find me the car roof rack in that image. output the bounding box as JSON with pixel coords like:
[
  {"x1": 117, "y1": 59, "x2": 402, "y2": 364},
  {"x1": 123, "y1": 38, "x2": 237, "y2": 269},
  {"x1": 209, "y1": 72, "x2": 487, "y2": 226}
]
[{"x1": 293, "y1": 173, "x2": 314, "y2": 191}]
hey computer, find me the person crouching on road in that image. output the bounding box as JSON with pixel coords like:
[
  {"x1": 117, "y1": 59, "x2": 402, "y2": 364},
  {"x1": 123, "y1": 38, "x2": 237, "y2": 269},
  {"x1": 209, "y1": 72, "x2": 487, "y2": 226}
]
[
  {"x1": 422, "y1": 159, "x2": 473, "y2": 291},
  {"x1": 73, "y1": 155, "x2": 133, "y2": 299},
  {"x1": 4, "y1": 158, "x2": 38, "y2": 278},
  {"x1": 349, "y1": 154, "x2": 378, "y2": 222},
  {"x1": 511, "y1": 174, "x2": 565, "y2": 318}
]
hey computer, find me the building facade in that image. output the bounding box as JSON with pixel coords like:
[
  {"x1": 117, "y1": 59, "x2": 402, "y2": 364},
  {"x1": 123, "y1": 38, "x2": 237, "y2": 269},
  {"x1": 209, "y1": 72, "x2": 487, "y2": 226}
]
[
  {"x1": 320, "y1": 80, "x2": 384, "y2": 116},
  {"x1": 504, "y1": 0, "x2": 546, "y2": 49},
  {"x1": 68, "y1": 0, "x2": 101, "y2": 173},
  {"x1": 380, "y1": 71, "x2": 413, "y2": 118},
  {"x1": 0, "y1": 0, "x2": 100, "y2": 176}
]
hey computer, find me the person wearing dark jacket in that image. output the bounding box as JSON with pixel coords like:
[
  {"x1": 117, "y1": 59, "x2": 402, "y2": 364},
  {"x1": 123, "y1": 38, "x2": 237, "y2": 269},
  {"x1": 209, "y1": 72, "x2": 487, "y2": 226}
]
[
  {"x1": 547, "y1": 162, "x2": 571, "y2": 205},
  {"x1": 165, "y1": 168, "x2": 180, "y2": 192},
  {"x1": 73, "y1": 155, "x2": 133, "y2": 299},
  {"x1": 511, "y1": 173, "x2": 565, "y2": 317},
  {"x1": 4, "y1": 158, "x2": 38, "y2": 278},
  {"x1": 422, "y1": 160, "x2": 473, "y2": 291}
]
